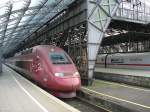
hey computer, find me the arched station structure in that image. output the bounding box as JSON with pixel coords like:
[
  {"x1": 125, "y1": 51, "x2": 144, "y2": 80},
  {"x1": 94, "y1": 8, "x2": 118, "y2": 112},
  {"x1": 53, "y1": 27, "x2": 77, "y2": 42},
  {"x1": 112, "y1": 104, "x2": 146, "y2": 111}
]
[{"x1": 1, "y1": 0, "x2": 150, "y2": 85}]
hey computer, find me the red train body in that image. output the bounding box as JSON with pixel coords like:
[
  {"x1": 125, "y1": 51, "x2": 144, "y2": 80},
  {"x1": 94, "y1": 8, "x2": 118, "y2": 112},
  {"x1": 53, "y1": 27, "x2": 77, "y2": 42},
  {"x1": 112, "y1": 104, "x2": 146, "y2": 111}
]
[{"x1": 8, "y1": 45, "x2": 81, "y2": 98}]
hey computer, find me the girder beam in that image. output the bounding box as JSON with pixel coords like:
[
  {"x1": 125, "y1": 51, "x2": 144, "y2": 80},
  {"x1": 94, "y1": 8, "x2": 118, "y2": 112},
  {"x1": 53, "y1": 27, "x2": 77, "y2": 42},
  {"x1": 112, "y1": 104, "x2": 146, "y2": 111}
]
[
  {"x1": 0, "y1": 23, "x2": 44, "y2": 35},
  {"x1": 1, "y1": 3, "x2": 13, "y2": 44},
  {"x1": 5, "y1": 0, "x2": 31, "y2": 46}
]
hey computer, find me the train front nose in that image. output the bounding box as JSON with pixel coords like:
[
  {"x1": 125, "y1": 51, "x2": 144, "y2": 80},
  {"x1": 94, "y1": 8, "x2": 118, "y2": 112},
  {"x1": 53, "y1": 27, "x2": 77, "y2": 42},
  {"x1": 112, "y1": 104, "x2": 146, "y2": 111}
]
[
  {"x1": 54, "y1": 76, "x2": 81, "y2": 91},
  {"x1": 71, "y1": 78, "x2": 81, "y2": 90}
]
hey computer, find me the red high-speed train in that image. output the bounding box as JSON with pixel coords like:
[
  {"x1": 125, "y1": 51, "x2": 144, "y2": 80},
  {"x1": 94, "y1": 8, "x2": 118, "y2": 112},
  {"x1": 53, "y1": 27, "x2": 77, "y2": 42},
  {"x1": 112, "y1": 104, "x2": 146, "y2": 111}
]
[{"x1": 7, "y1": 45, "x2": 81, "y2": 98}]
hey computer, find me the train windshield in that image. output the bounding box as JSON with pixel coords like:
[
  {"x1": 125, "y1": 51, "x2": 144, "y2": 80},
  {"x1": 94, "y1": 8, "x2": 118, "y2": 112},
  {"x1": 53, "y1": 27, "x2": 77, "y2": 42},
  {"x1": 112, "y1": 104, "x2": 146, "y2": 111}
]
[{"x1": 49, "y1": 52, "x2": 71, "y2": 64}]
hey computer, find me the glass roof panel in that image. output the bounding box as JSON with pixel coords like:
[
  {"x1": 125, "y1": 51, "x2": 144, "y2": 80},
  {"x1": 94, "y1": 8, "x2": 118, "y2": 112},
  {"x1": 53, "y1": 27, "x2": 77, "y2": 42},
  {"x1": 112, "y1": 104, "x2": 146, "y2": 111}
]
[
  {"x1": 0, "y1": 6, "x2": 9, "y2": 15},
  {"x1": 12, "y1": 1, "x2": 25, "y2": 11},
  {"x1": 29, "y1": 0, "x2": 44, "y2": 7}
]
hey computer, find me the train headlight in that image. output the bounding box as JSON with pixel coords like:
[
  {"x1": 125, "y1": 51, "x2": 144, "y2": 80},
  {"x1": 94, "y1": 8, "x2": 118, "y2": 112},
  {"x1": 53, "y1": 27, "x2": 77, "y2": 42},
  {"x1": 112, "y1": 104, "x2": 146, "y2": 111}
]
[
  {"x1": 55, "y1": 73, "x2": 64, "y2": 77},
  {"x1": 73, "y1": 72, "x2": 80, "y2": 76}
]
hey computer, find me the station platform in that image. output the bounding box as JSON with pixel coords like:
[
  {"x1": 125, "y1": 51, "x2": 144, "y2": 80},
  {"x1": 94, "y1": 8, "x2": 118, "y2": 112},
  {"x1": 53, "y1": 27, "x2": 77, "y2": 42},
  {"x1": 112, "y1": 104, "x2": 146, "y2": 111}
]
[
  {"x1": 0, "y1": 65, "x2": 80, "y2": 112},
  {"x1": 81, "y1": 79, "x2": 150, "y2": 112},
  {"x1": 94, "y1": 67, "x2": 150, "y2": 88}
]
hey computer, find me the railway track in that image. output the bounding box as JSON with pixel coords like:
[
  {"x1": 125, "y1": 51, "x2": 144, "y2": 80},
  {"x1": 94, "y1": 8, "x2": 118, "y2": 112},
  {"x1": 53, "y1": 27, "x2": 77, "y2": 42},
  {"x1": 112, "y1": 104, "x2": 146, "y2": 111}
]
[
  {"x1": 6, "y1": 64, "x2": 110, "y2": 112},
  {"x1": 63, "y1": 96, "x2": 110, "y2": 112},
  {"x1": 6, "y1": 64, "x2": 109, "y2": 112}
]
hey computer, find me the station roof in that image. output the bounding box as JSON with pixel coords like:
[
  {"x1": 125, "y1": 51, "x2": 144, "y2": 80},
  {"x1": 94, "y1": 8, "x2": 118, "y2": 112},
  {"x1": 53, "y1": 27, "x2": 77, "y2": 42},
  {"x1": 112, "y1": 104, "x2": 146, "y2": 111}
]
[
  {"x1": 0, "y1": 0, "x2": 75, "y2": 55},
  {"x1": 1, "y1": 0, "x2": 150, "y2": 56}
]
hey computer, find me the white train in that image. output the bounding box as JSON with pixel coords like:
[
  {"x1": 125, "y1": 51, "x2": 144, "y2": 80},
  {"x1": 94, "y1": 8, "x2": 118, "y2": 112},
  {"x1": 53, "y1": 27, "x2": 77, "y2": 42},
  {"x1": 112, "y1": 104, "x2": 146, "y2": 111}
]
[{"x1": 96, "y1": 52, "x2": 150, "y2": 70}]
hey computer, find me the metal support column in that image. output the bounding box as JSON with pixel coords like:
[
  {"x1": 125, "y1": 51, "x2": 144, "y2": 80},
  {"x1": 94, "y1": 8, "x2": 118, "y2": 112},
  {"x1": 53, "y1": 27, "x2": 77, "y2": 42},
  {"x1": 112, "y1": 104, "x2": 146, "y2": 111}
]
[{"x1": 86, "y1": 0, "x2": 121, "y2": 85}]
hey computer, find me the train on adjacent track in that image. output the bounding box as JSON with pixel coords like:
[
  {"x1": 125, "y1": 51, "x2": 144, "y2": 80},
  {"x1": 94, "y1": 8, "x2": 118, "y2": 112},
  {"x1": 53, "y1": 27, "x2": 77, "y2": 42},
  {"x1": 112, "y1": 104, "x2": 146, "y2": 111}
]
[
  {"x1": 96, "y1": 52, "x2": 150, "y2": 71},
  {"x1": 7, "y1": 45, "x2": 81, "y2": 98}
]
